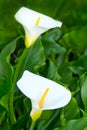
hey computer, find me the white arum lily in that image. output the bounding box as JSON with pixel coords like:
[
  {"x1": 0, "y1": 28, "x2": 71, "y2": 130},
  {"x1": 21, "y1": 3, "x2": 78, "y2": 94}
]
[
  {"x1": 15, "y1": 7, "x2": 62, "y2": 48},
  {"x1": 17, "y1": 70, "x2": 71, "y2": 121}
]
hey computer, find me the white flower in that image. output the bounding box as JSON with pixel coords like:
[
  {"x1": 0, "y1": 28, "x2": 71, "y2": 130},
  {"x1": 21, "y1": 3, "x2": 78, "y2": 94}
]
[
  {"x1": 15, "y1": 7, "x2": 62, "y2": 48},
  {"x1": 17, "y1": 70, "x2": 71, "y2": 121}
]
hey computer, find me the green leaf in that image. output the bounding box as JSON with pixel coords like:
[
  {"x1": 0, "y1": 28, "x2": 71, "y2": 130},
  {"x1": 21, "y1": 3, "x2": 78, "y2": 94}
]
[
  {"x1": 42, "y1": 28, "x2": 65, "y2": 56},
  {"x1": 70, "y1": 55, "x2": 87, "y2": 75},
  {"x1": 39, "y1": 110, "x2": 54, "y2": 121},
  {"x1": 59, "y1": 98, "x2": 80, "y2": 127},
  {"x1": 43, "y1": 28, "x2": 62, "y2": 41},
  {"x1": 0, "y1": 93, "x2": 10, "y2": 111},
  {"x1": 47, "y1": 59, "x2": 61, "y2": 81},
  {"x1": 80, "y1": 73, "x2": 87, "y2": 112},
  {"x1": 0, "y1": 37, "x2": 21, "y2": 111},
  {"x1": 0, "y1": 39, "x2": 17, "y2": 98},
  {"x1": 60, "y1": 26, "x2": 87, "y2": 55},
  {"x1": 0, "y1": 119, "x2": 11, "y2": 130},
  {"x1": 54, "y1": 117, "x2": 87, "y2": 130},
  {"x1": 15, "y1": 37, "x2": 46, "y2": 81},
  {"x1": 0, "y1": 61, "x2": 12, "y2": 98},
  {"x1": 23, "y1": 98, "x2": 31, "y2": 113},
  {"x1": 37, "y1": 109, "x2": 60, "y2": 130},
  {"x1": 64, "y1": 97, "x2": 80, "y2": 120},
  {"x1": 58, "y1": 62, "x2": 73, "y2": 85},
  {"x1": 0, "y1": 105, "x2": 6, "y2": 125},
  {"x1": 43, "y1": 39, "x2": 66, "y2": 56},
  {"x1": 11, "y1": 114, "x2": 29, "y2": 130},
  {"x1": 25, "y1": 38, "x2": 45, "y2": 72}
]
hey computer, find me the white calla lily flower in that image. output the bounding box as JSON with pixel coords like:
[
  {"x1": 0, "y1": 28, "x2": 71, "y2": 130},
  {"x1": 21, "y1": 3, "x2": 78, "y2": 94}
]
[
  {"x1": 15, "y1": 7, "x2": 62, "y2": 48},
  {"x1": 17, "y1": 70, "x2": 71, "y2": 121}
]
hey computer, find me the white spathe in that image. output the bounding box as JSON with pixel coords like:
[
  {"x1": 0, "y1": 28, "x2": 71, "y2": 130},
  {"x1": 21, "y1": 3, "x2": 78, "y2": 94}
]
[
  {"x1": 17, "y1": 70, "x2": 71, "y2": 110},
  {"x1": 15, "y1": 7, "x2": 62, "y2": 47}
]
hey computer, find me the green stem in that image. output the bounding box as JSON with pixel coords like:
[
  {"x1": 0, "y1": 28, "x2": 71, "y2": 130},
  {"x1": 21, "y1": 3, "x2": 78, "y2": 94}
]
[
  {"x1": 9, "y1": 48, "x2": 29, "y2": 124},
  {"x1": 29, "y1": 121, "x2": 36, "y2": 130},
  {"x1": 9, "y1": 88, "x2": 16, "y2": 124}
]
